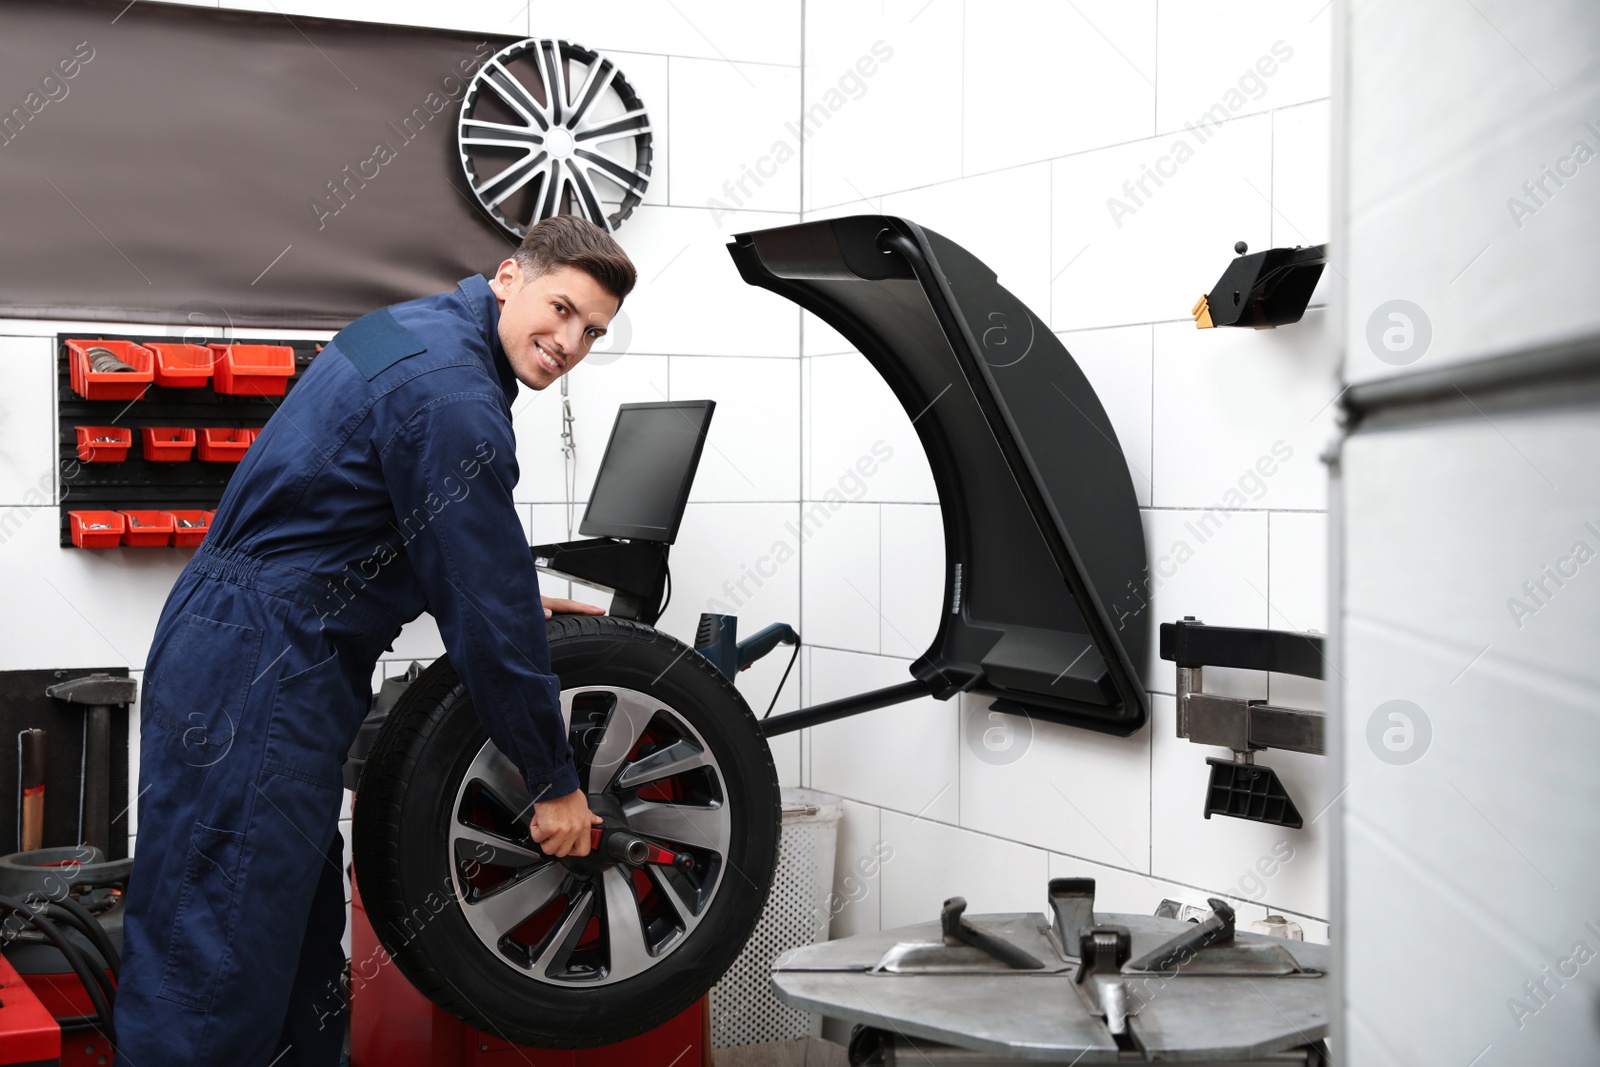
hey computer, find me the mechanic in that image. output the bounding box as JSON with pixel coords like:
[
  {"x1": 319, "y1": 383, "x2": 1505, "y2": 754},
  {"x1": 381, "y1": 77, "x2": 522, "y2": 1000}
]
[{"x1": 112, "y1": 214, "x2": 635, "y2": 1065}]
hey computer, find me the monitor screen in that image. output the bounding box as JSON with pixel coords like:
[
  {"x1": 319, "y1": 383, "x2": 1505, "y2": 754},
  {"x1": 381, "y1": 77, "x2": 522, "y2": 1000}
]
[{"x1": 579, "y1": 401, "x2": 715, "y2": 543}]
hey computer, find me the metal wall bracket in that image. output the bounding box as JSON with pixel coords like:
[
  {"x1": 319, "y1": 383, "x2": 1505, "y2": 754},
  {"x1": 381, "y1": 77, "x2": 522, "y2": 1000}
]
[{"x1": 1161, "y1": 617, "x2": 1325, "y2": 828}]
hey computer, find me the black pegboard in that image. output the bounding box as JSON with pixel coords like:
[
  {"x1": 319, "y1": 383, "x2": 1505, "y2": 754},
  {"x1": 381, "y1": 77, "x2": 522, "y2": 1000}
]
[
  {"x1": 57, "y1": 334, "x2": 322, "y2": 547},
  {"x1": 1, "y1": 667, "x2": 131, "y2": 858}
]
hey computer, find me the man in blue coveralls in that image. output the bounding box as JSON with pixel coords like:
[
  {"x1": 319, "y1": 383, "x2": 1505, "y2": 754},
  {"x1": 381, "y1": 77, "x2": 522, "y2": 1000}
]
[{"x1": 113, "y1": 215, "x2": 636, "y2": 1064}]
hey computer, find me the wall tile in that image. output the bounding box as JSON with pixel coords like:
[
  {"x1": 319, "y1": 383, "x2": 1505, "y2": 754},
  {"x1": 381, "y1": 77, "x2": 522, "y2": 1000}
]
[
  {"x1": 1268, "y1": 509, "x2": 1329, "y2": 710},
  {"x1": 655, "y1": 501, "x2": 800, "y2": 649},
  {"x1": 878, "y1": 503, "x2": 942, "y2": 658},
  {"x1": 806, "y1": 648, "x2": 958, "y2": 825},
  {"x1": 1051, "y1": 115, "x2": 1272, "y2": 331},
  {"x1": 1057, "y1": 324, "x2": 1154, "y2": 507},
  {"x1": 1151, "y1": 310, "x2": 1339, "y2": 512},
  {"x1": 799, "y1": 502, "x2": 879, "y2": 655},
  {"x1": 0, "y1": 510, "x2": 187, "y2": 673},
  {"x1": 964, "y1": 0, "x2": 1155, "y2": 173},
  {"x1": 525, "y1": 0, "x2": 801, "y2": 66},
  {"x1": 1139, "y1": 506, "x2": 1269, "y2": 699},
  {"x1": 1154, "y1": 0, "x2": 1331, "y2": 135},
  {"x1": 828, "y1": 799, "x2": 883, "y2": 939},
  {"x1": 0, "y1": 338, "x2": 56, "y2": 506},
  {"x1": 610, "y1": 206, "x2": 801, "y2": 357},
  {"x1": 671, "y1": 355, "x2": 800, "y2": 502},
  {"x1": 802, "y1": 0, "x2": 963, "y2": 210},
  {"x1": 959, "y1": 691, "x2": 1152, "y2": 872},
  {"x1": 806, "y1": 353, "x2": 936, "y2": 504},
  {"x1": 879, "y1": 811, "x2": 1049, "y2": 929},
  {"x1": 670, "y1": 58, "x2": 801, "y2": 214}
]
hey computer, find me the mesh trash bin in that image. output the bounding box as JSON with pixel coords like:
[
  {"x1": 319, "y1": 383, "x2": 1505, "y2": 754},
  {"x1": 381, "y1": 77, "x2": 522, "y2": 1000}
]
[{"x1": 710, "y1": 788, "x2": 842, "y2": 1047}]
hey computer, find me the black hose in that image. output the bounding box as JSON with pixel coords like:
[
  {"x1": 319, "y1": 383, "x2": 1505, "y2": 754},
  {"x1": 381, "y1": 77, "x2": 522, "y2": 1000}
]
[
  {"x1": 31, "y1": 893, "x2": 121, "y2": 981},
  {"x1": 30, "y1": 904, "x2": 118, "y2": 1012},
  {"x1": 0, "y1": 895, "x2": 114, "y2": 1040}
]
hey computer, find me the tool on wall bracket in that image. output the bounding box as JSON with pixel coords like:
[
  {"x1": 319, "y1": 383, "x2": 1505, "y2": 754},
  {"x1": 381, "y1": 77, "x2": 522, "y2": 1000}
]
[
  {"x1": 1192, "y1": 241, "x2": 1327, "y2": 329},
  {"x1": 44, "y1": 674, "x2": 137, "y2": 854},
  {"x1": 1161, "y1": 617, "x2": 1326, "y2": 829}
]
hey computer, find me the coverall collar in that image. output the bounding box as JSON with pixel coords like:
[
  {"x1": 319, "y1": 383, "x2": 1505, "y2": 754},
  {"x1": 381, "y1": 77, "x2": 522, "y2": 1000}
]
[{"x1": 455, "y1": 273, "x2": 519, "y2": 407}]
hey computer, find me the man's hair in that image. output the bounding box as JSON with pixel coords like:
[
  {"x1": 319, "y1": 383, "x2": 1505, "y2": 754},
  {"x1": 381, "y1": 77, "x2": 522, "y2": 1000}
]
[{"x1": 512, "y1": 214, "x2": 637, "y2": 306}]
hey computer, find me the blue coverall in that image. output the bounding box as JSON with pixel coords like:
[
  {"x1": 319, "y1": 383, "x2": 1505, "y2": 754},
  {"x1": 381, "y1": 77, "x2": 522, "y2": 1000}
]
[{"x1": 113, "y1": 275, "x2": 579, "y2": 1064}]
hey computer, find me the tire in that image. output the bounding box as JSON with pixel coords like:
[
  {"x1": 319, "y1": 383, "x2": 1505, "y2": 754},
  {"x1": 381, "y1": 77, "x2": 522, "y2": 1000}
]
[{"x1": 352, "y1": 615, "x2": 781, "y2": 1048}]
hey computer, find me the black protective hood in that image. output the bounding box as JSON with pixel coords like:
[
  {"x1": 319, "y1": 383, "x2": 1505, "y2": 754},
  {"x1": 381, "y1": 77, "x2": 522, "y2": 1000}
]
[{"x1": 729, "y1": 216, "x2": 1150, "y2": 735}]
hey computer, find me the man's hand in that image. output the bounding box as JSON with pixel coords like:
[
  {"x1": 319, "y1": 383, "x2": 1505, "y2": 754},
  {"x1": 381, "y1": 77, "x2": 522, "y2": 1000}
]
[
  {"x1": 542, "y1": 595, "x2": 606, "y2": 620},
  {"x1": 530, "y1": 789, "x2": 604, "y2": 857}
]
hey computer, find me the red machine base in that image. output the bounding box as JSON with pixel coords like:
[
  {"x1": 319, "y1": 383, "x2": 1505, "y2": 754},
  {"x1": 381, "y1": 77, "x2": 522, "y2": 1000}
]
[{"x1": 350, "y1": 879, "x2": 708, "y2": 1067}]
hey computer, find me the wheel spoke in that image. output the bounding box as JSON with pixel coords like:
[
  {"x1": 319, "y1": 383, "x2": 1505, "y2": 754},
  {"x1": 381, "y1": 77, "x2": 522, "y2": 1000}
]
[
  {"x1": 566, "y1": 160, "x2": 611, "y2": 229},
  {"x1": 533, "y1": 884, "x2": 595, "y2": 977},
  {"x1": 535, "y1": 39, "x2": 571, "y2": 125},
  {"x1": 478, "y1": 152, "x2": 551, "y2": 208},
  {"x1": 481, "y1": 61, "x2": 549, "y2": 131},
  {"x1": 466, "y1": 744, "x2": 534, "y2": 818},
  {"x1": 466, "y1": 862, "x2": 566, "y2": 942},
  {"x1": 575, "y1": 108, "x2": 650, "y2": 143},
  {"x1": 584, "y1": 689, "x2": 660, "y2": 793},
  {"x1": 600, "y1": 867, "x2": 653, "y2": 975},
  {"x1": 615, "y1": 739, "x2": 711, "y2": 790},
  {"x1": 622, "y1": 799, "x2": 731, "y2": 856},
  {"x1": 461, "y1": 118, "x2": 544, "y2": 149},
  {"x1": 567, "y1": 59, "x2": 616, "y2": 128},
  {"x1": 451, "y1": 821, "x2": 543, "y2": 868},
  {"x1": 575, "y1": 149, "x2": 650, "y2": 197},
  {"x1": 645, "y1": 863, "x2": 700, "y2": 928}
]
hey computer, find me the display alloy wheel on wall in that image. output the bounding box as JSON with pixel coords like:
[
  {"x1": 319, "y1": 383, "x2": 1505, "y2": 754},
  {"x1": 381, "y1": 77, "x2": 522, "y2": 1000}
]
[
  {"x1": 458, "y1": 38, "x2": 653, "y2": 237},
  {"x1": 352, "y1": 615, "x2": 781, "y2": 1048}
]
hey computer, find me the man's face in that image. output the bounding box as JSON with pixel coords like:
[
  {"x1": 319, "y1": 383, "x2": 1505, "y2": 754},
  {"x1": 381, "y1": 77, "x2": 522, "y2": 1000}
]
[{"x1": 490, "y1": 260, "x2": 620, "y2": 391}]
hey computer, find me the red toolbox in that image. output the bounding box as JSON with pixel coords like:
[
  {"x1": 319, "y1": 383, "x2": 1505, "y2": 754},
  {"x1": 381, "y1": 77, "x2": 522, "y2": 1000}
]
[
  {"x1": 74, "y1": 425, "x2": 132, "y2": 463},
  {"x1": 148, "y1": 342, "x2": 215, "y2": 388},
  {"x1": 66, "y1": 339, "x2": 154, "y2": 401},
  {"x1": 68, "y1": 511, "x2": 125, "y2": 548},
  {"x1": 198, "y1": 427, "x2": 256, "y2": 462},
  {"x1": 119, "y1": 509, "x2": 175, "y2": 547},
  {"x1": 208, "y1": 343, "x2": 295, "y2": 396},
  {"x1": 168, "y1": 509, "x2": 214, "y2": 547},
  {"x1": 140, "y1": 426, "x2": 197, "y2": 462}
]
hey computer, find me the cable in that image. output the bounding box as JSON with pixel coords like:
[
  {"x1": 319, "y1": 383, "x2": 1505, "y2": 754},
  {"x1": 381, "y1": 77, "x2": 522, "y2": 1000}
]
[
  {"x1": 763, "y1": 638, "x2": 802, "y2": 719},
  {"x1": 34, "y1": 893, "x2": 121, "y2": 981},
  {"x1": 0, "y1": 895, "x2": 114, "y2": 1040},
  {"x1": 657, "y1": 559, "x2": 672, "y2": 619}
]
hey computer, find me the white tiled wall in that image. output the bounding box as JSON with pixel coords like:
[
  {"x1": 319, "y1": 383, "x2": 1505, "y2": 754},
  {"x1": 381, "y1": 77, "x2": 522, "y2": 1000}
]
[
  {"x1": 2, "y1": 0, "x2": 1339, "y2": 1008},
  {"x1": 797, "y1": 0, "x2": 1335, "y2": 947}
]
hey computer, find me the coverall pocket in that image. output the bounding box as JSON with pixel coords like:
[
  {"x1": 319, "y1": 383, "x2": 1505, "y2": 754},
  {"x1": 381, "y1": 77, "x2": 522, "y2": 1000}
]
[
  {"x1": 148, "y1": 611, "x2": 264, "y2": 770},
  {"x1": 263, "y1": 648, "x2": 355, "y2": 791},
  {"x1": 157, "y1": 821, "x2": 247, "y2": 1010}
]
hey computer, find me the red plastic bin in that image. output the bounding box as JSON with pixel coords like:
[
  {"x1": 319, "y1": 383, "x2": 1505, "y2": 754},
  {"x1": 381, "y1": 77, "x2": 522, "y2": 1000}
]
[
  {"x1": 66, "y1": 339, "x2": 154, "y2": 401},
  {"x1": 69, "y1": 511, "x2": 126, "y2": 549},
  {"x1": 148, "y1": 342, "x2": 216, "y2": 388},
  {"x1": 208, "y1": 344, "x2": 295, "y2": 396},
  {"x1": 119, "y1": 510, "x2": 175, "y2": 547},
  {"x1": 141, "y1": 426, "x2": 197, "y2": 462},
  {"x1": 198, "y1": 427, "x2": 256, "y2": 462},
  {"x1": 75, "y1": 425, "x2": 133, "y2": 463},
  {"x1": 168, "y1": 509, "x2": 214, "y2": 547}
]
